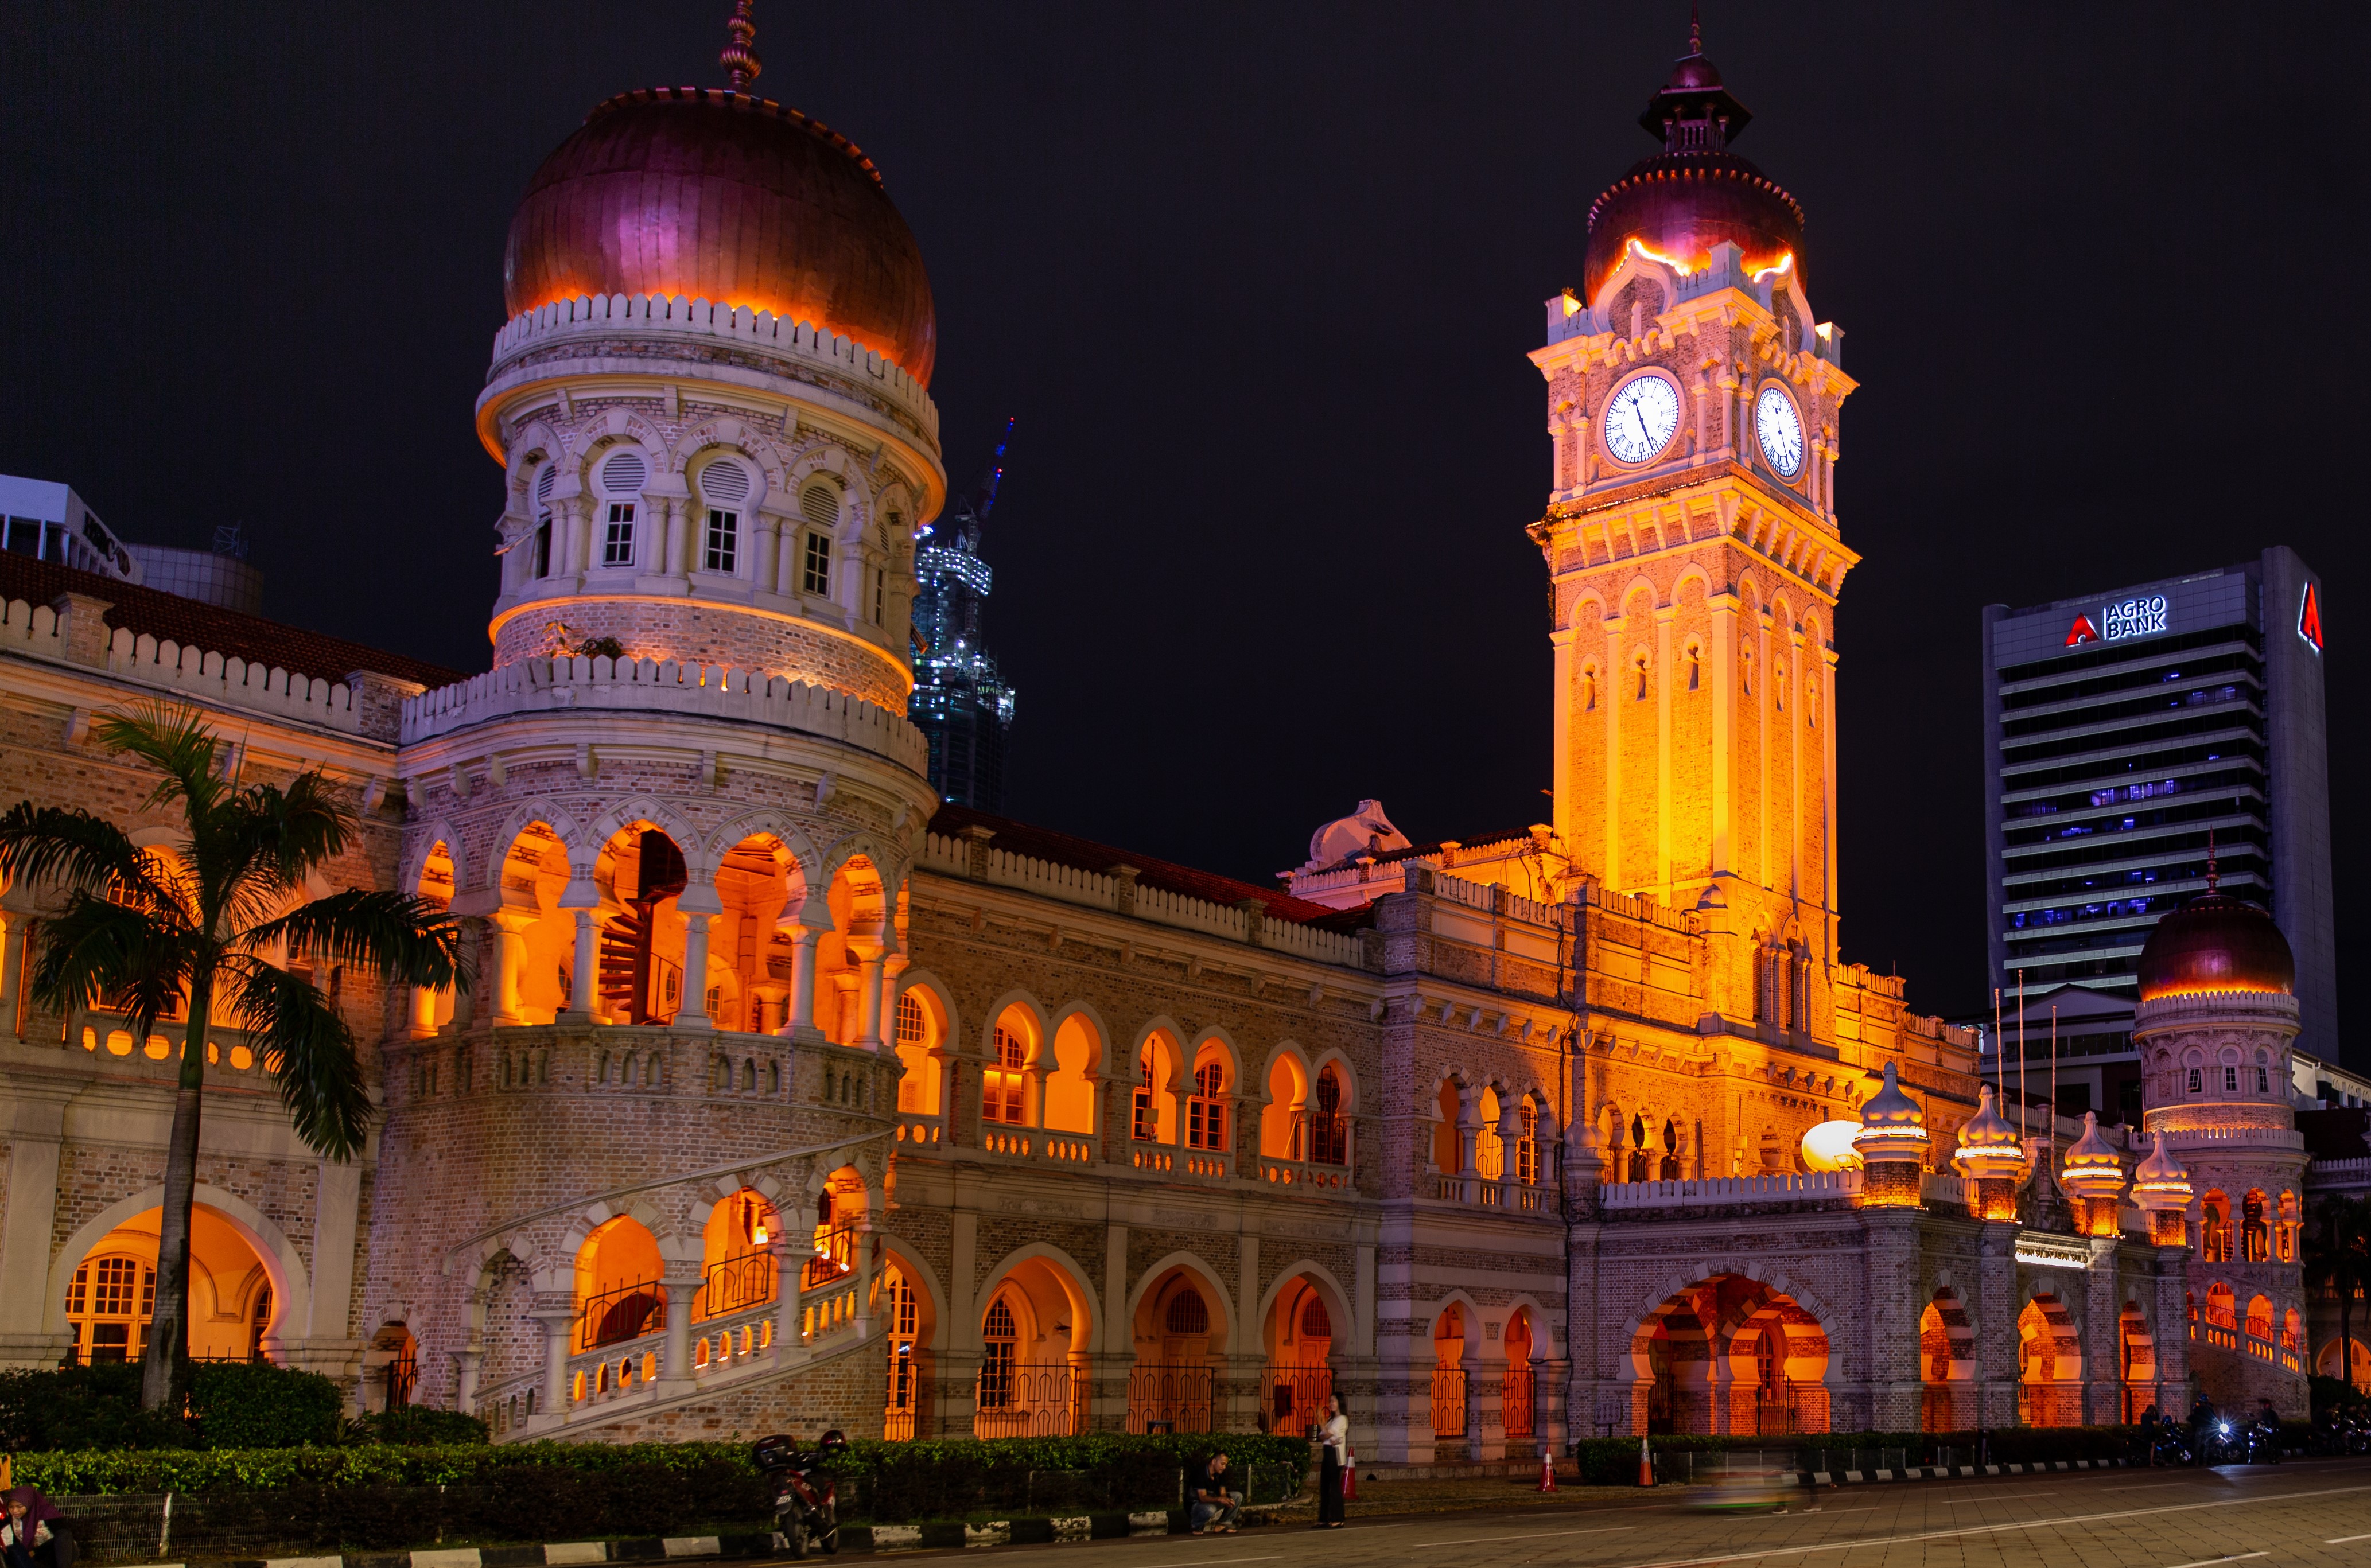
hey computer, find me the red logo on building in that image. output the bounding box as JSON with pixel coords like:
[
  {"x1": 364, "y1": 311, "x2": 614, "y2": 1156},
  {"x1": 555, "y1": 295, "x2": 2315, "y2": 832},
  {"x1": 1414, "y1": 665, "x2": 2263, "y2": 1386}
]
[
  {"x1": 2065, "y1": 614, "x2": 2101, "y2": 647},
  {"x1": 2299, "y1": 582, "x2": 2323, "y2": 652}
]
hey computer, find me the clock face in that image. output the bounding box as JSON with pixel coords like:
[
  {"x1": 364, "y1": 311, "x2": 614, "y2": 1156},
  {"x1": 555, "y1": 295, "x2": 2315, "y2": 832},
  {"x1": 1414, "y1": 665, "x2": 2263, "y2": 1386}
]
[
  {"x1": 1755, "y1": 385, "x2": 1806, "y2": 479},
  {"x1": 1602, "y1": 373, "x2": 1682, "y2": 466}
]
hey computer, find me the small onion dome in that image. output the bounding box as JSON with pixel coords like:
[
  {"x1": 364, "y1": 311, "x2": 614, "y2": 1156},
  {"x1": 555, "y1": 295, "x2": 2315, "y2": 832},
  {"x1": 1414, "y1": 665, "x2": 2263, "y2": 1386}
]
[
  {"x1": 503, "y1": 87, "x2": 938, "y2": 386},
  {"x1": 2130, "y1": 1130, "x2": 2195, "y2": 1211},
  {"x1": 1579, "y1": 39, "x2": 1805, "y2": 304},
  {"x1": 2135, "y1": 886, "x2": 2296, "y2": 1002},
  {"x1": 1952, "y1": 1084, "x2": 2029, "y2": 1181},
  {"x1": 1851, "y1": 1062, "x2": 1929, "y2": 1162},
  {"x1": 2058, "y1": 1111, "x2": 2126, "y2": 1203}
]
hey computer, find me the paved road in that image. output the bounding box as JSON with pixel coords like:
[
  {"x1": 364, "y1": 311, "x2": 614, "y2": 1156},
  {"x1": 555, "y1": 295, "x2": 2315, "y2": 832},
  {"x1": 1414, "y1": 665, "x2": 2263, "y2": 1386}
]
[{"x1": 842, "y1": 1458, "x2": 2371, "y2": 1568}]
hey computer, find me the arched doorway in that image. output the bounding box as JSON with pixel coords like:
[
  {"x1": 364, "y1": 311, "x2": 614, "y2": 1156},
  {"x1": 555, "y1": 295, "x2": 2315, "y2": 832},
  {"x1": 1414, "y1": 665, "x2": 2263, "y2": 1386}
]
[
  {"x1": 1130, "y1": 1266, "x2": 1220, "y2": 1431},
  {"x1": 1631, "y1": 1275, "x2": 1831, "y2": 1437},
  {"x1": 693, "y1": 1189, "x2": 779, "y2": 1368},
  {"x1": 61, "y1": 1203, "x2": 278, "y2": 1365},
  {"x1": 1262, "y1": 1274, "x2": 1338, "y2": 1435},
  {"x1": 1503, "y1": 1307, "x2": 1537, "y2": 1442},
  {"x1": 1919, "y1": 1288, "x2": 1974, "y2": 1431},
  {"x1": 2119, "y1": 1304, "x2": 2155, "y2": 1422},
  {"x1": 2016, "y1": 1294, "x2": 2082, "y2": 1427},
  {"x1": 974, "y1": 1255, "x2": 1090, "y2": 1437},
  {"x1": 880, "y1": 1256, "x2": 936, "y2": 1440},
  {"x1": 1432, "y1": 1303, "x2": 1468, "y2": 1441},
  {"x1": 593, "y1": 827, "x2": 689, "y2": 1026}
]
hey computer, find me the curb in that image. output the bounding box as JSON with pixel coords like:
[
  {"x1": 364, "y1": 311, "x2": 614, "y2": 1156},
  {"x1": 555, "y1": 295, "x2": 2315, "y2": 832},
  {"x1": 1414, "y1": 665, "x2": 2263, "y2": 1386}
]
[
  {"x1": 1805, "y1": 1458, "x2": 2132, "y2": 1486},
  {"x1": 112, "y1": 1511, "x2": 1202, "y2": 1568}
]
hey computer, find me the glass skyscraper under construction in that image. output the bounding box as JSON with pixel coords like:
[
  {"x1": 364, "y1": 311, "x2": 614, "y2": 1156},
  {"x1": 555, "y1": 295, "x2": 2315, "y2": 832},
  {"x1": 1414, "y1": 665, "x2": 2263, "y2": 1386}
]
[{"x1": 911, "y1": 422, "x2": 1018, "y2": 811}]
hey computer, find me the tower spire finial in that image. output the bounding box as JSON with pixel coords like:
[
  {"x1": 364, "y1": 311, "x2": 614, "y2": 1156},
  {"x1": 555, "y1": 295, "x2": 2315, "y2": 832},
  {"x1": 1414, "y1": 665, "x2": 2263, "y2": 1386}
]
[
  {"x1": 721, "y1": 0, "x2": 762, "y2": 94},
  {"x1": 1689, "y1": 0, "x2": 1702, "y2": 54}
]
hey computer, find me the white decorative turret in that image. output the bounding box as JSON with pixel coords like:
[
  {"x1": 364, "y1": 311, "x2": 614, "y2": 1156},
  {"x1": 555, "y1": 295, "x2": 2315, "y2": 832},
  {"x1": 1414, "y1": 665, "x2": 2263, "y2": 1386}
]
[
  {"x1": 2057, "y1": 1111, "x2": 2126, "y2": 1238},
  {"x1": 1850, "y1": 1061, "x2": 1928, "y2": 1207},
  {"x1": 1952, "y1": 1085, "x2": 2028, "y2": 1222},
  {"x1": 2130, "y1": 1131, "x2": 2194, "y2": 1248}
]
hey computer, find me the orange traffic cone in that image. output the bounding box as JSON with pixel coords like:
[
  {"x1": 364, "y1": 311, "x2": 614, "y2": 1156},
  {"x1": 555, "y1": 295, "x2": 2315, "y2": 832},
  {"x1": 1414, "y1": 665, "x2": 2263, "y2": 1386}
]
[
  {"x1": 1538, "y1": 1451, "x2": 1558, "y2": 1492},
  {"x1": 1638, "y1": 1436, "x2": 1654, "y2": 1487}
]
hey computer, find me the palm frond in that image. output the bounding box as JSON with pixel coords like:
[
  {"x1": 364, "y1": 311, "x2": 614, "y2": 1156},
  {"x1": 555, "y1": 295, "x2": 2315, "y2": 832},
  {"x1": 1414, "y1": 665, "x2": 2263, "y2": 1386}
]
[
  {"x1": 222, "y1": 961, "x2": 372, "y2": 1161},
  {"x1": 28, "y1": 893, "x2": 200, "y2": 1038},
  {"x1": 0, "y1": 803, "x2": 171, "y2": 906},
  {"x1": 244, "y1": 890, "x2": 469, "y2": 991},
  {"x1": 95, "y1": 702, "x2": 224, "y2": 817}
]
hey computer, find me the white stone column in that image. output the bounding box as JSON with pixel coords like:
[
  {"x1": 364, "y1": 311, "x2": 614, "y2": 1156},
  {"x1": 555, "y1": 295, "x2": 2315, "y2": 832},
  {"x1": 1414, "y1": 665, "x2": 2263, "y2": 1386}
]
[
  {"x1": 562, "y1": 496, "x2": 591, "y2": 579},
  {"x1": 754, "y1": 515, "x2": 780, "y2": 598},
  {"x1": 853, "y1": 940, "x2": 887, "y2": 1051},
  {"x1": 772, "y1": 1232, "x2": 808, "y2": 1356},
  {"x1": 664, "y1": 496, "x2": 691, "y2": 577},
  {"x1": 530, "y1": 1306, "x2": 576, "y2": 1429},
  {"x1": 489, "y1": 909, "x2": 535, "y2": 1027},
  {"x1": 677, "y1": 882, "x2": 721, "y2": 1032},
  {"x1": 776, "y1": 902, "x2": 831, "y2": 1044},
  {"x1": 560, "y1": 880, "x2": 603, "y2": 1022},
  {"x1": 454, "y1": 1344, "x2": 483, "y2": 1414},
  {"x1": 660, "y1": 1272, "x2": 701, "y2": 1389},
  {"x1": 0, "y1": 1087, "x2": 71, "y2": 1361}
]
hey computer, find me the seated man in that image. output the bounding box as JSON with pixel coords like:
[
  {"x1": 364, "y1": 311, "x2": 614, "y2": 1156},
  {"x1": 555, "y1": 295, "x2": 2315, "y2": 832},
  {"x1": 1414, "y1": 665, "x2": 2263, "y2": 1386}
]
[{"x1": 1190, "y1": 1452, "x2": 1242, "y2": 1535}]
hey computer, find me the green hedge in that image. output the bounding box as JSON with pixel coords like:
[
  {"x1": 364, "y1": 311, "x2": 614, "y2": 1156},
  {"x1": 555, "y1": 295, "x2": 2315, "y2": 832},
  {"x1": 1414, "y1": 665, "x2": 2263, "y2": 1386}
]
[
  {"x1": 0, "y1": 1364, "x2": 348, "y2": 1454},
  {"x1": 1571, "y1": 1426, "x2": 2153, "y2": 1484},
  {"x1": 19, "y1": 1433, "x2": 1311, "y2": 1523}
]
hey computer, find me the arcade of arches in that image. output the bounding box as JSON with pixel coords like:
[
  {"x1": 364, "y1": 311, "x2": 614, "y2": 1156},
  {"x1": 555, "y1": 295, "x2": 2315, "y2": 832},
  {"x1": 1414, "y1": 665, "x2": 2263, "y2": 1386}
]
[{"x1": 60, "y1": 1204, "x2": 277, "y2": 1366}]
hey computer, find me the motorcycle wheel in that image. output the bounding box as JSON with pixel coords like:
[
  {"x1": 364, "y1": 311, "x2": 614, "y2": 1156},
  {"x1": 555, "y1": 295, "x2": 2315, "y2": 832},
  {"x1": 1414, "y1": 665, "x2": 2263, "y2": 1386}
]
[
  {"x1": 821, "y1": 1503, "x2": 839, "y2": 1556},
  {"x1": 787, "y1": 1516, "x2": 808, "y2": 1561}
]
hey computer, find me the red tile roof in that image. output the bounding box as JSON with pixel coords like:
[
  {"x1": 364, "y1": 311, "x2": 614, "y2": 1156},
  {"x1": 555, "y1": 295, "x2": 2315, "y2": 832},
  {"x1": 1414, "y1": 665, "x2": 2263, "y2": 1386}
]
[
  {"x1": 0, "y1": 551, "x2": 469, "y2": 692},
  {"x1": 928, "y1": 803, "x2": 1364, "y2": 929}
]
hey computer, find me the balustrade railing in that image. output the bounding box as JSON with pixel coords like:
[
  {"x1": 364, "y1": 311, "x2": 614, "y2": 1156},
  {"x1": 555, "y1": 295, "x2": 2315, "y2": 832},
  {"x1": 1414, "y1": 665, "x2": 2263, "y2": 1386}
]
[
  {"x1": 975, "y1": 1360, "x2": 1084, "y2": 1437},
  {"x1": 695, "y1": 1253, "x2": 776, "y2": 1321},
  {"x1": 1128, "y1": 1362, "x2": 1215, "y2": 1433},
  {"x1": 576, "y1": 1278, "x2": 665, "y2": 1353},
  {"x1": 803, "y1": 1225, "x2": 858, "y2": 1292},
  {"x1": 1431, "y1": 1366, "x2": 1467, "y2": 1439},
  {"x1": 1264, "y1": 1363, "x2": 1333, "y2": 1435},
  {"x1": 1501, "y1": 1367, "x2": 1535, "y2": 1438}
]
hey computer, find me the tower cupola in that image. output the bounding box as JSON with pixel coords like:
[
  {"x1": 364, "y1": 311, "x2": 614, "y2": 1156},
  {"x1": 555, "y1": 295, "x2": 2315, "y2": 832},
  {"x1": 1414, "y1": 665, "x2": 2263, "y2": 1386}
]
[
  {"x1": 2057, "y1": 1111, "x2": 2127, "y2": 1237},
  {"x1": 1952, "y1": 1085, "x2": 2028, "y2": 1222}
]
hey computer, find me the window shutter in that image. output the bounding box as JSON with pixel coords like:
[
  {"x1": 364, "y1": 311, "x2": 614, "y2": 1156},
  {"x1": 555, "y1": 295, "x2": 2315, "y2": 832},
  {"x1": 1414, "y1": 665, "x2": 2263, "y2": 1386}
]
[
  {"x1": 701, "y1": 460, "x2": 751, "y2": 505},
  {"x1": 800, "y1": 483, "x2": 839, "y2": 529},
  {"x1": 535, "y1": 466, "x2": 557, "y2": 503},
  {"x1": 600, "y1": 450, "x2": 648, "y2": 496}
]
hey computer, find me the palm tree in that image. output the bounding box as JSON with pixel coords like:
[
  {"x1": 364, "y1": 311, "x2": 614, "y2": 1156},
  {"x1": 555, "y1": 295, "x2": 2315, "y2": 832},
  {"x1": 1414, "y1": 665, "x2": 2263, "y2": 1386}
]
[
  {"x1": 0, "y1": 702, "x2": 465, "y2": 1410},
  {"x1": 2305, "y1": 1192, "x2": 2371, "y2": 1402}
]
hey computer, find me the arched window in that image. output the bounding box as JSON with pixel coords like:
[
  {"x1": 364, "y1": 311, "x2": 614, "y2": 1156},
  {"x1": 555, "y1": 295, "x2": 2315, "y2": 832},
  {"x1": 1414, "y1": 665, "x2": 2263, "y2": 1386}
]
[
  {"x1": 1685, "y1": 643, "x2": 1702, "y2": 691},
  {"x1": 65, "y1": 1255, "x2": 153, "y2": 1364},
  {"x1": 2202, "y1": 1193, "x2": 2232, "y2": 1262},
  {"x1": 2241, "y1": 1190, "x2": 2269, "y2": 1263},
  {"x1": 800, "y1": 483, "x2": 838, "y2": 595},
  {"x1": 1633, "y1": 653, "x2": 1650, "y2": 700},
  {"x1": 1188, "y1": 1061, "x2": 1227, "y2": 1150},
  {"x1": 1164, "y1": 1287, "x2": 1210, "y2": 1336},
  {"x1": 1517, "y1": 1099, "x2": 1540, "y2": 1185},
  {"x1": 1133, "y1": 1048, "x2": 1159, "y2": 1141},
  {"x1": 1300, "y1": 1295, "x2": 1332, "y2": 1338},
  {"x1": 532, "y1": 464, "x2": 557, "y2": 577},
  {"x1": 598, "y1": 450, "x2": 645, "y2": 567},
  {"x1": 980, "y1": 1296, "x2": 1018, "y2": 1409},
  {"x1": 984, "y1": 1026, "x2": 1027, "y2": 1126},
  {"x1": 2245, "y1": 1295, "x2": 2273, "y2": 1342},
  {"x1": 699, "y1": 460, "x2": 750, "y2": 575},
  {"x1": 1311, "y1": 1066, "x2": 1347, "y2": 1165},
  {"x1": 250, "y1": 1283, "x2": 274, "y2": 1360},
  {"x1": 1580, "y1": 665, "x2": 1597, "y2": 713}
]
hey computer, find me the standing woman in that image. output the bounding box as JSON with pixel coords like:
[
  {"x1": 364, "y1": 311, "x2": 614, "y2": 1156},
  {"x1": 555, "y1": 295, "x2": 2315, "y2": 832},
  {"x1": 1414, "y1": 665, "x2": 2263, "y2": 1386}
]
[{"x1": 1316, "y1": 1393, "x2": 1349, "y2": 1528}]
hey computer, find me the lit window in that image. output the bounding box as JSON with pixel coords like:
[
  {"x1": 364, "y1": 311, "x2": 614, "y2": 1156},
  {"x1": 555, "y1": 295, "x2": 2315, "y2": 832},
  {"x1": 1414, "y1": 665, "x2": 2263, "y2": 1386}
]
[
  {"x1": 896, "y1": 993, "x2": 927, "y2": 1046},
  {"x1": 984, "y1": 1025, "x2": 1026, "y2": 1125},
  {"x1": 1309, "y1": 1066, "x2": 1347, "y2": 1165},
  {"x1": 2256, "y1": 1067, "x2": 2268, "y2": 1094},
  {"x1": 1518, "y1": 1100, "x2": 1540, "y2": 1185},
  {"x1": 1188, "y1": 1061, "x2": 1227, "y2": 1151},
  {"x1": 803, "y1": 532, "x2": 833, "y2": 596},
  {"x1": 1133, "y1": 1049, "x2": 1159, "y2": 1141},
  {"x1": 980, "y1": 1296, "x2": 1017, "y2": 1408},
  {"x1": 65, "y1": 1254, "x2": 154, "y2": 1364},
  {"x1": 704, "y1": 509, "x2": 738, "y2": 573},
  {"x1": 873, "y1": 567, "x2": 885, "y2": 625},
  {"x1": 603, "y1": 503, "x2": 636, "y2": 566}
]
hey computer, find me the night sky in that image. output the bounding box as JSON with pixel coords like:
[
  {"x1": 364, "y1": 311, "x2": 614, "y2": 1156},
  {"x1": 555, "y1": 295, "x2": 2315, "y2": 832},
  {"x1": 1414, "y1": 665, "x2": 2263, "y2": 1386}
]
[{"x1": 4, "y1": 3, "x2": 2366, "y2": 1046}]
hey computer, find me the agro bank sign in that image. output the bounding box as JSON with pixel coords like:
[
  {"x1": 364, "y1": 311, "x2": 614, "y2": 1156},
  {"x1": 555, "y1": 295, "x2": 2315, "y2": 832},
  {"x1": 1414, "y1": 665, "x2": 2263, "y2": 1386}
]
[{"x1": 2066, "y1": 593, "x2": 2170, "y2": 647}]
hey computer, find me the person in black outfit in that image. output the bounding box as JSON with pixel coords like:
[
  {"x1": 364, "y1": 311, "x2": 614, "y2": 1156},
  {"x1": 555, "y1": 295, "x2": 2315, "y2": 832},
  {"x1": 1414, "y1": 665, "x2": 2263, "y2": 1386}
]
[{"x1": 1316, "y1": 1392, "x2": 1348, "y2": 1528}]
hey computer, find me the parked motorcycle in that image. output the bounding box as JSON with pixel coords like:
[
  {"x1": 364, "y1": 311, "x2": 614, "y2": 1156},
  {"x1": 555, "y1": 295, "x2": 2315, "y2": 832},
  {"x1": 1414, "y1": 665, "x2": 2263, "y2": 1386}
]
[
  {"x1": 754, "y1": 1430, "x2": 845, "y2": 1559},
  {"x1": 2150, "y1": 1426, "x2": 2195, "y2": 1467},
  {"x1": 2240, "y1": 1415, "x2": 2283, "y2": 1465}
]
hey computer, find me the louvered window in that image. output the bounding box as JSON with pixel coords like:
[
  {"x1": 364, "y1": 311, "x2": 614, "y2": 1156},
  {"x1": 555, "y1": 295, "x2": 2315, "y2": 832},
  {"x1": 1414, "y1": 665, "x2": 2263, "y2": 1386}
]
[
  {"x1": 600, "y1": 450, "x2": 647, "y2": 495},
  {"x1": 803, "y1": 531, "x2": 832, "y2": 596},
  {"x1": 799, "y1": 484, "x2": 837, "y2": 596},
  {"x1": 532, "y1": 465, "x2": 557, "y2": 578},
  {"x1": 701, "y1": 461, "x2": 751, "y2": 505}
]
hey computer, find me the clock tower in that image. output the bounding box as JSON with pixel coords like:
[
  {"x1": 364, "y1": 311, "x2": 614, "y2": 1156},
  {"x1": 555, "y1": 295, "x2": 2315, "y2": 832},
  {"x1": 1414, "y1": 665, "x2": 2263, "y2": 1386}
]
[{"x1": 1530, "y1": 27, "x2": 1858, "y2": 1030}]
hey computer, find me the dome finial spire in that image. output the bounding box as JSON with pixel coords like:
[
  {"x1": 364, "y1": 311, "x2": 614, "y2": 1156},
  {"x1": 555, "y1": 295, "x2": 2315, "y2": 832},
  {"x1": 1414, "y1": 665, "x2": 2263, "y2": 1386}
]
[
  {"x1": 1689, "y1": 1, "x2": 1703, "y2": 55},
  {"x1": 721, "y1": 0, "x2": 763, "y2": 93}
]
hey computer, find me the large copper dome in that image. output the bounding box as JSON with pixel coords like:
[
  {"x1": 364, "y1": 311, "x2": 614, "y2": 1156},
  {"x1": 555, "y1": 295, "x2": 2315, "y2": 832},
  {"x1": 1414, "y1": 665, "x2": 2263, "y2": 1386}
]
[
  {"x1": 503, "y1": 87, "x2": 937, "y2": 385},
  {"x1": 2136, "y1": 890, "x2": 2296, "y2": 1001},
  {"x1": 1581, "y1": 44, "x2": 1805, "y2": 305}
]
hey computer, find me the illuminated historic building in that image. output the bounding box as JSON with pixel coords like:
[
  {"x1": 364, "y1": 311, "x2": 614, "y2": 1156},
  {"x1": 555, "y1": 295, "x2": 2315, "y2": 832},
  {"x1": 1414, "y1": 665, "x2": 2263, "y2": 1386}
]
[{"x1": 0, "y1": 17, "x2": 2350, "y2": 1449}]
